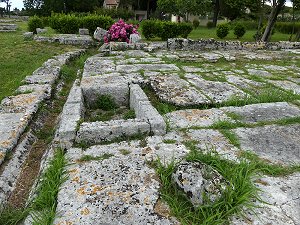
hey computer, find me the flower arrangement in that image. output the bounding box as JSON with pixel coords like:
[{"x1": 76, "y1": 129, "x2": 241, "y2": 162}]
[{"x1": 104, "y1": 19, "x2": 139, "y2": 43}]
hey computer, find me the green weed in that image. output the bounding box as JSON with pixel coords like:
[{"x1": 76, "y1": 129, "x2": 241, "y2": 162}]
[{"x1": 78, "y1": 153, "x2": 114, "y2": 162}]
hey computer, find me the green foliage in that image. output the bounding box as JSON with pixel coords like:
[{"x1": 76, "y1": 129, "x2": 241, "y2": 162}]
[
  {"x1": 141, "y1": 20, "x2": 161, "y2": 40},
  {"x1": 155, "y1": 143, "x2": 260, "y2": 225},
  {"x1": 123, "y1": 109, "x2": 136, "y2": 120},
  {"x1": 233, "y1": 23, "x2": 246, "y2": 39},
  {"x1": 193, "y1": 19, "x2": 200, "y2": 29},
  {"x1": 95, "y1": 7, "x2": 135, "y2": 20},
  {"x1": 177, "y1": 22, "x2": 193, "y2": 38},
  {"x1": 95, "y1": 94, "x2": 117, "y2": 111},
  {"x1": 28, "y1": 16, "x2": 44, "y2": 33},
  {"x1": 78, "y1": 153, "x2": 114, "y2": 162},
  {"x1": 275, "y1": 22, "x2": 300, "y2": 34},
  {"x1": 229, "y1": 20, "x2": 257, "y2": 30},
  {"x1": 206, "y1": 21, "x2": 215, "y2": 29},
  {"x1": 81, "y1": 15, "x2": 114, "y2": 34},
  {"x1": 141, "y1": 20, "x2": 193, "y2": 40},
  {"x1": 48, "y1": 13, "x2": 113, "y2": 34},
  {"x1": 216, "y1": 23, "x2": 229, "y2": 39},
  {"x1": 0, "y1": 207, "x2": 31, "y2": 225},
  {"x1": 49, "y1": 14, "x2": 80, "y2": 34}
]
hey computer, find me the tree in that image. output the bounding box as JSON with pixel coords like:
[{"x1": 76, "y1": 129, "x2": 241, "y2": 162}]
[
  {"x1": 261, "y1": 0, "x2": 286, "y2": 42},
  {"x1": 157, "y1": 0, "x2": 210, "y2": 21},
  {"x1": 1, "y1": 0, "x2": 11, "y2": 12},
  {"x1": 212, "y1": 0, "x2": 220, "y2": 27}
]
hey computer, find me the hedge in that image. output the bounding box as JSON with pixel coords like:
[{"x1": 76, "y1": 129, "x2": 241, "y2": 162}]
[
  {"x1": 275, "y1": 22, "x2": 300, "y2": 34},
  {"x1": 28, "y1": 16, "x2": 44, "y2": 33},
  {"x1": 47, "y1": 13, "x2": 114, "y2": 34},
  {"x1": 141, "y1": 20, "x2": 193, "y2": 40}
]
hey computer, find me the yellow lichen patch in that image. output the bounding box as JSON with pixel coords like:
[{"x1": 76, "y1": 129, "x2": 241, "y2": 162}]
[
  {"x1": 92, "y1": 185, "x2": 105, "y2": 194},
  {"x1": 0, "y1": 139, "x2": 12, "y2": 148},
  {"x1": 254, "y1": 178, "x2": 270, "y2": 186},
  {"x1": 77, "y1": 186, "x2": 86, "y2": 195},
  {"x1": 71, "y1": 176, "x2": 80, "y2": 183},
  {"x1": 80, "y1": 207, "x2": 90, "y2": 216},
  {"x1": 154, "y1": 199, "x2": 171, "y2": 218},
  {"x1": 0, "y1": 152, "x2": 5, "y2": 159},
  {"x1": 55, "y1": 221, "x2": 73, "y2": 225},
  {"x1": 68, "y1": 168, "x2": 79, "y2": 174}
]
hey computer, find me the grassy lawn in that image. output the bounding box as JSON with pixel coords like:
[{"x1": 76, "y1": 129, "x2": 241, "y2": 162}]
[
  {"x1": 188, "y1": 26, "x2": 291, "y2": 42},
  {"x1": 0, "y1": 21, "x2": 76, "y2": 101}
]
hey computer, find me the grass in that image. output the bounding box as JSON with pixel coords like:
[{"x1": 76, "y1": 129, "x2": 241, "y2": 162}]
[
  {"x1": 0, "y1": 148, "x2": 67, "y2": 225},
  {"x1": 153, "y1": 141, "x2": 300, "y2": 225},
  {"x1": 0, "y1": 21, "x2": 76, "y2": 101},
  {"x1": 78, "y1": 153, "x2": 114, "y2": 162},
  {"x1": 154, "y1": 142, "x2": 260, "y2": 225},
  {"x1": 163, "y1": 139, "x2": 177, "y2": 144},
  {"x1": 188, "y1": 26, "x2": 292, "y2": 42}
]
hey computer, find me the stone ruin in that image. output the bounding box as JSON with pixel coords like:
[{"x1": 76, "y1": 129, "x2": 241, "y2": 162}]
[{"x1": 0, "y1": 45, "x2": 300, "y2": 225}]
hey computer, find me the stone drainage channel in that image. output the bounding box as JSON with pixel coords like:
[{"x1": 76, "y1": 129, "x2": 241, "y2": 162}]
[{"x1": 1, "y1": 48, "x2": 300, "y2": 225}]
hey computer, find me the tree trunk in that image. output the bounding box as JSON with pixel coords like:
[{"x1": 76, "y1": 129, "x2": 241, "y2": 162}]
[
  {"x1": 289, "y1": 1, "x2": 295, "y2": 41},
  {"x1": 256, "y1": 0, "x2": 265, "y2": 41},
  {"x1": 146, "y1": 0, "x2": 150, "y2": 19},
  {"x1": 261, "y1": 0, "x2": 285, "y2": 42},
  {"x1": 212, "y1": 0, "x2": 220, "y2": 27}
]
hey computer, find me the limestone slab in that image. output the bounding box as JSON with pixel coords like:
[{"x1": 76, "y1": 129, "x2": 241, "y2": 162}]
[
  {"x1": 116, "y1": 64, "x2": 180, "y2": 73},
  {"x1": 186, "y1": 129, "x2": 240, "y2": 161},
  {"x1": 268, "y1": 80, "x2": 300, "y2": 94},
  {"x1": 82, "y1": 57, "x2": 116, "y2": 77},
  {"x1": 150, "y1": 74, "x2": 209, "y2": 106},
  {"x1": 234, "y1": 124, "x2": 300, "y2": 164},
  {"x1": 226, "y1": 75, "x2": 264, "y2": 90},
  {"x1": 76, "y1": 119, "x2": 150, "y2": 144},
  {"x1": 0, "y1": 113, "x2": 27, "y2": 165},
  {"x1": 54, "y1": 145, "x2": 178, "y2": 225},
  {"x1": 186, "y1": 73, "x2": 246, "y2": 103},
  {"x1": 165, "y1": 109, "x2": 232, "y2": 129},
  {"x1": 247, "y1": 69, "x2": 272, "y2": 77},
  {"x1": 231, "y1": 173, "x2": 300, "y2": 225},
  {"x1": 221, "y1": 102, "x2": 300, "y2": 124}
]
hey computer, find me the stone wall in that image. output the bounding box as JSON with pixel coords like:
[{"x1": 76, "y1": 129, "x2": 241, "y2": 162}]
[{"x1": 167, "y1": 38, "x2": 300, "y2": 51}]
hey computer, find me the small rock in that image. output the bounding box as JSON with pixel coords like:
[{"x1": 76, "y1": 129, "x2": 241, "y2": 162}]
[
  {"x1": 79, "y1": 28, "x2": 89, "y2": 35},
  {"x1": 172, "y1": 161, "x2": 230, "y2": 207},
  {"x1": 23, "y1": 32, "x2": 34, "y2": 40},
  {"x1": 36, "y1": 28, "x2": 47, "y2": 34},
  {"x1": 93, "y1": 27, "x2": 107, "y2": 41}
]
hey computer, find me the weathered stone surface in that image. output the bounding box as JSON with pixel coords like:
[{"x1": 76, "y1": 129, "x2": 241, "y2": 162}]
[
  {"x1": 23, "y1": 32, "x2": 34, "y2": 40},
  {"x1": 173, "y1": 161, "x2": 229, "y2": 207},
  {"x1": 83, "y1": 57, "x2": 116, "y2": 77},
  {"x1": 76, "y1": 119, "x2": 150, "y2": 144},
  {"x1": 247, "y1": 68, "x2": 272, "y2": 77},
  {"x1": 36, "y1": 28, "x2": 47, "y2": 34},
  {"x1": 182, "y1": 66, "x2": 207, "y2": 73},
  {"x1": 124, "y1": 50, "x2": 151, "y2": 58},
  {"x1": 150, "y1": 74, "x2": 210, "y2": 106},
  {"x1": 54, "y1": 145, "x2": 178, "y2": 225},
  {"x1": 234, "y1": 124, "x2": 300, "y2": 164},
  {"x1": 93, "y1": 27, "x2": 107, "y2": 41},
  {"x1": 116, "y1": 64, "x2": 180, "y2": 73},
  {"x1": 185, "y1": 73, "x2": 246, "y2": 103},
  {"x1": 222, "y1": 102, "x2": 300, "y2": 124},
  {"x1": 0, "y1": 133, "x2": 36, "y2": 206},
  {"x1": 34, "y1": 34, "x2": 95, "y2": 47},
  {"x1": 138, "y1": 101, "x2": 166, "y2": 135},
  {"x1": 165, "y1": 109, "x2": 232, "y2": 129},
  {"x1": 226, "y1": 75, "x2": 264, "y2": 90},
  {"x1": 268, "y1": 80, "x2": 300, "y2": 94},
  {"x1": 16, "y1": 84, "x2": 52, "y2": 100},
  {"x1": 231, "y1": 173, "x2": 300, "y2": 225},
  {"x1": 186, "y1": 129, "x2": 240, "y2": 161},
  {"x1": 0, "y1": 113, "x2": 27, "y2": 165},
  {"x1": 79, "y1": 28, "x2": 89, "y2": 35},
  {"x1": 81, "y1": 74, "x2": 129, "y2": 106},
  {"x1": 0, "y1": 23, "x2": 17, "y2": 31},
  {"x1": 24, "y1": 66, "x2": 61, "y2": 85},
  {"x1": 0, "y1": 92, "x2": 43, "y2": 115},
  {"x1": 130, "y1": 84, "x2": 149, "y2": 111}
]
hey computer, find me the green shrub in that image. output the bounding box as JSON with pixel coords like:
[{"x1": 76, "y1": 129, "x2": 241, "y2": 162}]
[
  {"x1": 141, "y1": 20, "x2": 193, "y2": 40},
  {"x1": 95, "y1": 8, "x2": 134, "y2": 20},
  {"x1": 28, "y1": 16, "x2": 44, "y2": 33},
  {"x1": 41, "y1": 17, "x2": 49, "y2": 27},
  {"x1": 48, "y1": 13, "x2": 114, "y2": 34},
  {"x1": 275, "y1": 22, "x2": 300, "y2": 34},
  {"x1": 141, "y1": 20, "x2": 161, "y2": 40},
  {"x1": 216, "y1": 23, "x2": 229, "y2": 39},
  {"x1": 81, "y1": 15, "x2": 114, "y2": 34},
  {"x1": 95, "y1": 95, "x2": 117, "y2": 111},
  {"x1": 193, "y1": 19, "x2": 200, "y2": 29},
  {"x1": 230, "y1": 20, "x2": 257, "y2": 30},
  {"x1": 178, "y1": 22, "x2": 193, "y2": 38},
  {"x1": 206, "y1": 21, "x2": 214, "y2": 29},
  {"x1": 159, "y1": 21, "x2": 180, "y2": 40},
  {"x1": 233, "y1": 23, "x2": 246, "y2": 39}
]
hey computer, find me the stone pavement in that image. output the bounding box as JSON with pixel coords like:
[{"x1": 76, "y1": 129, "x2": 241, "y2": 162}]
[{"x1": 50, "y1": 49, "x2": 300, "y2": 225}]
